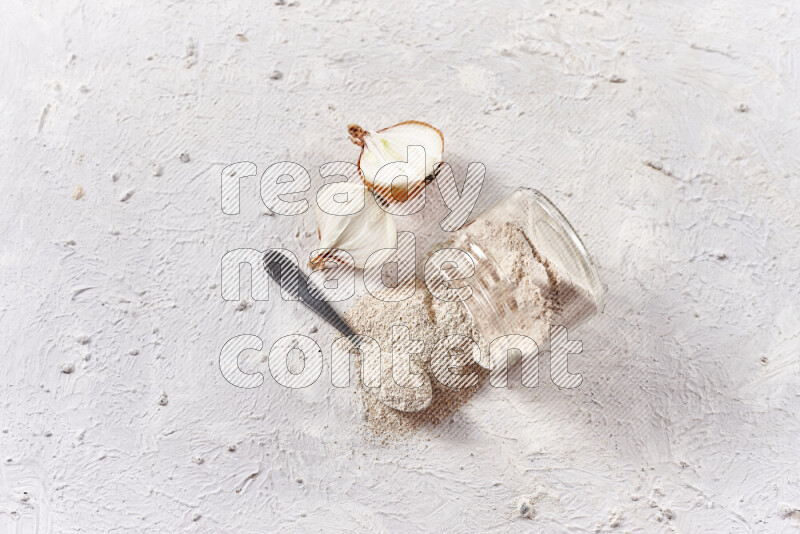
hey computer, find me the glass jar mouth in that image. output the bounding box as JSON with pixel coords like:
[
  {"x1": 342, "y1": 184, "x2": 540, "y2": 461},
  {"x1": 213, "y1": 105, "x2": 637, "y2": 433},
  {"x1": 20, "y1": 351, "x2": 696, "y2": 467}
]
[{"x1": 514, "y1": 187, "x2": 604, "y2": 314}]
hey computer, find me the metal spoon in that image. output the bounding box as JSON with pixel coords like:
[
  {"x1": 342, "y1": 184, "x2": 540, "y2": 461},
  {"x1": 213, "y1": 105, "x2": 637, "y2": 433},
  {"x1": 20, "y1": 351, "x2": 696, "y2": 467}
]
[
  {"x1": 262, "y1": 250, "x2": 359, "y2": 343},
  {"x1": 262, "y1": 250, "x2": 432, "y2": 412}
]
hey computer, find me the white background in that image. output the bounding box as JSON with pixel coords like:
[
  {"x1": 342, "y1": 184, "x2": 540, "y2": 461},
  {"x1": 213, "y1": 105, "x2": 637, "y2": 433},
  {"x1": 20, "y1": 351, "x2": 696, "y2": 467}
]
[{"x1": 2, "y1": 0, "x2": 799, "y2": 532}]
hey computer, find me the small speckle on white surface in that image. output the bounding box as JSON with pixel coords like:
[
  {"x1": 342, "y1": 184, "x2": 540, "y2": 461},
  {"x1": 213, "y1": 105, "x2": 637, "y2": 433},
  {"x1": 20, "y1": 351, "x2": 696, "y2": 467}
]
[
  {"x1": 515, "y1": 495, "x2": 535, "y2": 519},
  {"x1": 129, "y1": 349, "x2": 139, "y2": 356},
  {"x1": 235, "y1": 471, "x2": 260, "y2": 494},
  {"x1": 609, "y1": 75, "x2": 627, "y2": 83},
  {"x1": 235, "y1": 300, "x2": 250, "y2": 312},
  {"x1": 151, "y1": 163, "x2": 163, "y2": 177},
  {"x1": 119, "y1": 189, "x2": 135, "y2": 202},
  {"x1": 179, "y1": 152, "x2": 190, "y2": 163},
  {"x1": 643, "y1": 159, "x2": 675, "y2": 177},
  {"x1": 71, "y1": 185, "x2": 84, "y2": 200},
  {"x1": 227, "y1": 444, "x2": 236, "y2": 452},
  {"x1": 735, "y1": 103, "x2": 750, "y2": 113},
  {"x1": 192, "y1": 456, "x2": 204, "y2": 465},
  {"x1": 60, "y1": 362, "x2": 75, "y2": 374},
  {"x1": 185, "y1": 38, "x2": 197, "y2": 68},
  {"x1": 779, "y1": 505, "x2": 800, "y2": 521},
  {"x1": 38, "y1": 103, "x2": 51, "y2": 132},
  {"x1": 76, "y1": 335, "x2": 91, "y2": 345},
  {"x1": 158, "y1": 393, "x2": 168, "y2": 406},
  {"x1": 269, "y1": 70, "x2": 283, "y2": 80}
]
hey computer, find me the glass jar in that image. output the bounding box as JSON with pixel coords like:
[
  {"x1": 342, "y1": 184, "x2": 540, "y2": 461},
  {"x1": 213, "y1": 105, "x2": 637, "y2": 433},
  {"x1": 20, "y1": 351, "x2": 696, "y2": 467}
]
[{"x1": 432, "y1": 187, "x2": 603, "y2": 352}]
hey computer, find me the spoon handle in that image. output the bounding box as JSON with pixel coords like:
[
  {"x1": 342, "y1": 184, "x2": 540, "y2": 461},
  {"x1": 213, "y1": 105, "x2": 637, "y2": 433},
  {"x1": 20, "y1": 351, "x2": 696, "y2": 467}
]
[
  {"x1": 262, "y1": 250, "x2": 359, "y2": 346},
  {"x1": 262, "y1": 250, "x2": 433, "y2": 413}
]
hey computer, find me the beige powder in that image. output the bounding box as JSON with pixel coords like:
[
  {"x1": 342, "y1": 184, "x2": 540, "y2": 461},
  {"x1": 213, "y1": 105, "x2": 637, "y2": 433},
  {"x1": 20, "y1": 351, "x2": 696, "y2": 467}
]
[
  {"x1": 345, "y1": 280, "x2": 489, "y2": 438},
  {"x1": 452, "y1": 218, "x2": 597, "y2": 359},
  {"x1": 345, "y1": 219, "x2": 594, "y2": 438}
]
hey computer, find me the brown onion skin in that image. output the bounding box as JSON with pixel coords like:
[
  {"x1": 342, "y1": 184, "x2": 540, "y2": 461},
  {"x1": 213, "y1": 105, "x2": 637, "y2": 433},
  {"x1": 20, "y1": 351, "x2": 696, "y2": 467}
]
[{"x1": 348, "y1": 120, "x2": 444, "y2": 204}]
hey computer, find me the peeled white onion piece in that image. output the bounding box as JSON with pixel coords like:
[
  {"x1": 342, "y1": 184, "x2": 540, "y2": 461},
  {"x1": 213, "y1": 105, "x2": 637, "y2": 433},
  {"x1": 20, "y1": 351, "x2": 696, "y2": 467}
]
[
  {"x1": 311, "y1": 182, "x2": 397, "y2": 269},
  {"x1": 348, "y1": 121, "x2": 444, "y2": 203}
]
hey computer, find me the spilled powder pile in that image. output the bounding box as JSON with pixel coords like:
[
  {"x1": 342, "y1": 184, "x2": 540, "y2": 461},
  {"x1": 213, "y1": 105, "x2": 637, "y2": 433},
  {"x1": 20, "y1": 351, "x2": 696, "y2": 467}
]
[
  {"x1": 345, "y1": 219, "x2": 594, "y2": 438},
  {"x1": 345, "y1": 280, "x2": 489, "y2": 437}
]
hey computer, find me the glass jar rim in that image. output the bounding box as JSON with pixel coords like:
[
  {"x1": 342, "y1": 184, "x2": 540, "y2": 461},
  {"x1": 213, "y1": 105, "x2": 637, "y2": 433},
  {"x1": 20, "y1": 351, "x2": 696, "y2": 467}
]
[{"x1": 513, "y1": 187, "x2": 604, "y2": 313}]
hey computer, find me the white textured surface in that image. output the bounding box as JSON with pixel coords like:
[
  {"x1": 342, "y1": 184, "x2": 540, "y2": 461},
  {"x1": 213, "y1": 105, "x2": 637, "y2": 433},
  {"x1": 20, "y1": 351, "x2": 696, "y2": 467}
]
[{"x1": 2, "y1": 0, "x2": 800, "y2": 532}]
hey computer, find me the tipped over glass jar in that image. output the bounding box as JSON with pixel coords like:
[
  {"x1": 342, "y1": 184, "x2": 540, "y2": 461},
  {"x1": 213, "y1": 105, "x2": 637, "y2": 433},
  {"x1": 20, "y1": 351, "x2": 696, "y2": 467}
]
[{"x1": 427, "y1": 187, "x2": 604, "y2": 369}]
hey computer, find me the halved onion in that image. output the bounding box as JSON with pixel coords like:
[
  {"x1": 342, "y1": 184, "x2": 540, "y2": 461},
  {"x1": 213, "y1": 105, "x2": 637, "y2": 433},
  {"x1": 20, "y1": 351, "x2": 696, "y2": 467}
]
[
  {"x1": 311, "y1": 182, "x2": 397, "y2": 269},
  {"x1": 348, "y1": 121, "x2": 444, "y2": 203}
]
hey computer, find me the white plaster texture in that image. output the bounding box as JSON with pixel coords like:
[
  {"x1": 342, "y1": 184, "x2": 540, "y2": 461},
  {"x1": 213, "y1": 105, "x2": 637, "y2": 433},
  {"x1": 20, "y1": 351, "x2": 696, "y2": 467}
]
[{"x1": 1, "y1": 0, "x2": 799, "y2": 532}]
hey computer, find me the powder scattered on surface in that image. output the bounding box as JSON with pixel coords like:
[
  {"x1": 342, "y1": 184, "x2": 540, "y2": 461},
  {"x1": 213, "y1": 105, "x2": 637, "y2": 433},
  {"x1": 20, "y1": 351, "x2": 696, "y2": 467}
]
[
  {"x1": 71, "y1": 185, "x2": 84, "y2": 200},
  {"x1": 345, "y1": 280, "x2": 488, "y2": 438}
]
